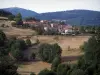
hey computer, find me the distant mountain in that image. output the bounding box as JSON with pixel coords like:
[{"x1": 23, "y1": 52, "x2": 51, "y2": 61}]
[
  {"x1": 40, "y1": 10, "x2": 100, "y2": 25},
  {"x1": 2, "y1": 7, "x2": 39, "y2": 18},
  {"x1": 1, "y1": 7, "x2": 100, "y2": 25}
]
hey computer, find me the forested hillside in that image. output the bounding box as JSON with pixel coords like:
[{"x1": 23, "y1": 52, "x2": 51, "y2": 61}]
[
  {"x1": 2, "y1": 7, "x2": 39, "y2": 18},
  {"x1": 40, "y1": 10, "x2": 100, "y2": 25},
  {"x1": 1, "y1": 7, "x2": 100, "y2": 25}
]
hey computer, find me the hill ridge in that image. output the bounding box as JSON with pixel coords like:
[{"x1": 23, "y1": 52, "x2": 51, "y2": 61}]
[{"x1": 1, "y1": 7, "x2": 100, "y2": 25}]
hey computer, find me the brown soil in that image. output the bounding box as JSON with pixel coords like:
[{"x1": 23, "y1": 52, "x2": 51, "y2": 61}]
[
  {"x1": 31, "y1": 35, "x2": 90, "y2": 56},
  {"x1": 17, "y1": 61, "x2": 51, "y2": 75}
]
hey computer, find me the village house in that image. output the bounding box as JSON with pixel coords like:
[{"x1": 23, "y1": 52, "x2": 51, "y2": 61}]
[
  {"x1": 23, "y1": 19, "x2": 74, "y2": 35},
  {"x1": 23, "y1": 20, "x2": 37, "y2": 25},
  {"x1": 59, "y1": 24, "x2": 73, "y2": 35}
]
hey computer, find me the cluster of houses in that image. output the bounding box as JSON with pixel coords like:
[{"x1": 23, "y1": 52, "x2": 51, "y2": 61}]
[
  {"x1": 0, "y1": 16, "x2": 79, "y2": 35},
  {"x1": 23, "y1": 19, "x2": 78, "y2": 35}
]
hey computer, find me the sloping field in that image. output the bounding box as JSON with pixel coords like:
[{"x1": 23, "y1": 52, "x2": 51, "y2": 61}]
[
  {"x1": 0, "y1": 27, "x2": 90, "y2": 75},
  {"x1": 17, "y1": 35, "x2": 90, "y2": 75},
  {"x1": 1, "y1": 27, "x2": 90, "y2": 56},
  {"x1": 0, "y1": 27, "x2": 36, "y2": 39},
  {"x1": 31, "y1": 35, "x2": 90, "y2": 56}
]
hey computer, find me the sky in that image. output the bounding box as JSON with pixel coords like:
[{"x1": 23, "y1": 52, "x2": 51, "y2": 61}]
[{"x1": 0, "y1": 0, "x2": 100, "y2": 13}]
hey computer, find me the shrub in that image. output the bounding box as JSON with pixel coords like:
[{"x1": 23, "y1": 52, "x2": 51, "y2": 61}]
[
  {"x1": 38, "y1": 43, "x2": 62, "y2": 63},
  {"x1": 70, "y1": 69, "x2": 84, "y2": 75},
  {"x1": 79, "y1": 42, "x2": 87, "y2": 51},
  {"x1": 38, "y1": 69, "x2": 56, "y2": 75},
  {"x1": 26, "y1": 39, "x2": 32, "y2": 46},
  {"x1": 85, "y1": 64, "x2": 96, "y2": 75},
  {"x1": 51, "y1": 55, "x2": 61, "y2": 72},
  {"x1": 36, "y1": 39, "x2": 40, "y2": 44},
  {"x1": 11, "y1": 22, "x2": 16, "y2": 27},
  {"x1": 0, "y1": 55, "x2": 18, "y2": 75},
  {"x1": 57, "y1": 63, "x2": 70, "y2": 75},
  {"x1": 0, "y1": 30, "x2": 18, "y2": 75},
  {"x1": 0, "y1": 30, "x2": 6, "y2": 47},
  {"x1": 77, "y1": 55, "x2": 85, "y2": 69},
  {"x1": 8, "y1": 15, "x2": 15, "y2": 20},
  {"x1": 10, "y1": 39, "x2": 26, "y2": 60},
  {"x1": 30, "y1": 72, "x2": 36, "y2": 75},
  {"x1": 10, "y1": 48, "x2": 24, "y2": 60},
  {"x1": 31, "y1": 52, "x2": 36, "y2": 59}
]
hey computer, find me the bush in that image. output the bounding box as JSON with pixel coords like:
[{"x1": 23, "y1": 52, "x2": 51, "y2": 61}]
[
  {"x1": 57, "y1": 64, "x2": 70, "y2": 75},
  {"x1": 70, "y1": 69, "x2": 84, "y2": 75},
  {"x1": 85, "y1": 64, "x2": 96, "y2": 75},
  {"x1": 10, "y1": 47, "x2": 24, "y2": 60},
  {"x1": 8, "y1": 15, "x2": 15, "y2": 20},
  {"x1": 0, "y1": 55, "x2": 18, "y2": 75},
  {"x1": 36, "y1": 39, "x2": 40, "y2": 44},
  {"x1": 16, "y1": 39, "x2": 27, "y2": 50},
  {"x1": 77, "y1": 55, "x2": 85, "y2": 69},
  {"x1": 31, "y1": 52, "x2": 36, "y2": 59},
  {"x1": 79, "y1": 42, "x2": 87, "y2": 51},
  {"x1": 0, "y1": 30, "x2": 18, "y2": 75},
  {"x1": 10, "y1": 39, "x2": 26, "y2": 60},
  {"x1": 0, "y1": 30, "x2": 6, "y2": 47},
  {"x1": 26, "y1": 39, "x2": 32, "y2": 46},
  {"x1": 38, "y1": 69, "x2": 56, "y2": 75},
  {"x1": 11, "y1": 22, "x2": 16, "y2": 27},
  {"x1": 38, "y1": 43, "x2": 62, "y2": 63},
  {"x1": 51, "y1": 56, "x2": 61, "y2": 72},
  {"x1": 30, "y1": 72, "x2": 36, "y2": 75}
]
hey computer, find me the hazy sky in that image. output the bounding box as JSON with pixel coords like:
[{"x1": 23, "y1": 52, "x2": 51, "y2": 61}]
[{"x1": 0, "y1": 0, "x2": 100, "y2": 13}]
